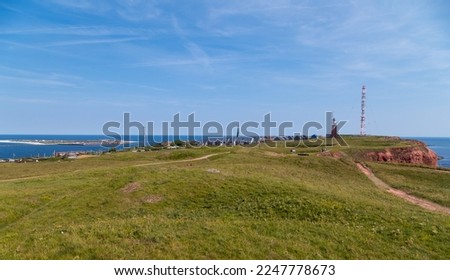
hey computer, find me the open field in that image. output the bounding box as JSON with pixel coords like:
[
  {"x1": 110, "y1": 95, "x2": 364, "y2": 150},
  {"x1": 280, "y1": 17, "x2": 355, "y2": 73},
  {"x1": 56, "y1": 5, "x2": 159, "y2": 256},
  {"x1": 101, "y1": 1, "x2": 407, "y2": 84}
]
[
  {"x1": 369, "y1": 163, "x2": 450, "y2": 208},
  {"x1": 1, "y1": 137, "x2": 449, "y2": 259}
]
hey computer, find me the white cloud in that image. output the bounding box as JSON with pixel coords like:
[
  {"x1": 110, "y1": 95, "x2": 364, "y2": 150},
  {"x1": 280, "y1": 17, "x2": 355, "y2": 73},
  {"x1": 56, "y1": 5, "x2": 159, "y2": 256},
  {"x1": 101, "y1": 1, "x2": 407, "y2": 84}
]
[
  {"x1": 48, "y1": 0, "x2": 161, "y2": 21},
  {"x1": 0, "y1": 3, "x2": 23, "y2": 14},
  {"x1": 0, "y1": 74, "x2": 75, "y2": 87},
  {"x1": 47, "y1": 36, "x2": 148, "y2": 47},
  {"x1": 0, "y1": 26, "x2": 157, "y2": 37},
  {"x1": 14, "y1": 98, "x2": 60, "y2": 104},
  {"x1": 116, "y1": 0, "x2": 160, "y2": 21},
  {"x1": 48, "y1": 0, "x2": 111, "y2": 13},
  {"x1": 134, "y1": 56, "x2": 232, "y2": 67},
  {"x1": 184, "y1": 42, "x2": 211, "y2": 67}
]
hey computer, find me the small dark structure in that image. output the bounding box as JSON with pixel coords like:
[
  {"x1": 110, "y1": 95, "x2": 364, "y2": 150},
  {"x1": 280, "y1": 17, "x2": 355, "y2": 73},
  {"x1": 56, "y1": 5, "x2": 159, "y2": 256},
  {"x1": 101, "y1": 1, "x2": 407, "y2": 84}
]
[
  {"x1": 331, "y1": 118, "x2": 338, "y2": 138},
  {"x1": 326, "y1": 118, "x2": 338, "y2": 139}
]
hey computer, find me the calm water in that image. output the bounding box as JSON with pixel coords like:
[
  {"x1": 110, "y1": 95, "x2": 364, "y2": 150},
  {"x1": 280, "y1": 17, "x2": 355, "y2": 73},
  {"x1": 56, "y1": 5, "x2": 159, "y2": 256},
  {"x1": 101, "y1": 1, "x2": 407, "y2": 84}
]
[
  {"x1": 0, "y1": 135, "x2": 110, "y2": 159},
  {"x1": 0, "y1": 135, "x2": 202, "y2": 159},
  {"x1": 406, "y1": 137, "x2": 450, "y2": 168}
]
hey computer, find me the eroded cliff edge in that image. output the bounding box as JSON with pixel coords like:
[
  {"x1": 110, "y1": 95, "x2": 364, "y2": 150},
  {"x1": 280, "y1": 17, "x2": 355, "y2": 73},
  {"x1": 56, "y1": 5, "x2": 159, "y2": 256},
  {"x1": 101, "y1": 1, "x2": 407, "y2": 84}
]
[{"x1": 365, "y1": 140, "x2": 439, "y2": 167}]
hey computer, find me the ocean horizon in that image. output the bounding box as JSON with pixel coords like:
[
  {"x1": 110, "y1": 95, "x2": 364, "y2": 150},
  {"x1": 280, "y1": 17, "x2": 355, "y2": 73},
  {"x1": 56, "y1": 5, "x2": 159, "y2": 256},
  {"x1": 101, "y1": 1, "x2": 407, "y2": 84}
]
[
  {"x1": 0, "y1": 134, "x2": 201, "y2": 160},
  {"x1": 0, "y1": 134, "x2": 449, "y2": 167}
]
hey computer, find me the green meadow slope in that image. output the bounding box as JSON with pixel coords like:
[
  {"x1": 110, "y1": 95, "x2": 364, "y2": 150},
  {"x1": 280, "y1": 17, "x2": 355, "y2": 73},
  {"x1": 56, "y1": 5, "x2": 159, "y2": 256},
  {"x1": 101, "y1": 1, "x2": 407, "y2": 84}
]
[{"x1": 0, "y1": 137, "x2": 449, "y2": 259}]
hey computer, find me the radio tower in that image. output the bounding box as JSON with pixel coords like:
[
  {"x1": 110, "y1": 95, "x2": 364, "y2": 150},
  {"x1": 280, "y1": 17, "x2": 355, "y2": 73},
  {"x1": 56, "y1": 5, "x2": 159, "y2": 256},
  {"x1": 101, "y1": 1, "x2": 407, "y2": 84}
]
[{"x1": 360, "y1": 85, "x2": 366, "y2": 136}]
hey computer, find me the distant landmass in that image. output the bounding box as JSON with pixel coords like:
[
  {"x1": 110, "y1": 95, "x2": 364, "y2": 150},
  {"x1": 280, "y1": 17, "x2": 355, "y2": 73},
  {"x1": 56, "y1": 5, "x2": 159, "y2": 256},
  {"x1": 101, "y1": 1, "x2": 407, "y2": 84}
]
[{"x1": 1, "y1": 135, "x2": 449, "y2": 167}]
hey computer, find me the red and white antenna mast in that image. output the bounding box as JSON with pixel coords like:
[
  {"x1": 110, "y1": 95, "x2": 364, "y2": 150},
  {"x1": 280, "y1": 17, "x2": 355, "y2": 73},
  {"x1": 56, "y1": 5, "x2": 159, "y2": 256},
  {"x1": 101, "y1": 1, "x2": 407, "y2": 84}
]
[{"x1": 360, "y1": 85, "x2": 366, "y2": 136}]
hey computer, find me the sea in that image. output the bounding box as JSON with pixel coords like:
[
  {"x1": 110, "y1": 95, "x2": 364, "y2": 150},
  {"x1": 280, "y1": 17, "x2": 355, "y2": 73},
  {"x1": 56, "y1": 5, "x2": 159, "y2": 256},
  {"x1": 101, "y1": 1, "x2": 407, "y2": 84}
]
[
  {"x1": 404, "y1": 137, "x2": 450, "y2": 168},
  {"x1": 0, "y1": 135, "x2": 449, "y2": 168},
  {"x1": 0, "y1": 135, "x2": 113, "y2": 159},
  {"x1": 0, "y1": 135, "x2": 202, "y2": 160}
]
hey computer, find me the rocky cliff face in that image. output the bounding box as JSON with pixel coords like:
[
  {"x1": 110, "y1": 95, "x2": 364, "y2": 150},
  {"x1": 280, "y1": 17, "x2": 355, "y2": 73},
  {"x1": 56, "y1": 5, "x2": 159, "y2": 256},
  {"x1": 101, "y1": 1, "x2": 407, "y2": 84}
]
[{"x1": 365, "y1": 141, "x2": 438, "y2": 167}]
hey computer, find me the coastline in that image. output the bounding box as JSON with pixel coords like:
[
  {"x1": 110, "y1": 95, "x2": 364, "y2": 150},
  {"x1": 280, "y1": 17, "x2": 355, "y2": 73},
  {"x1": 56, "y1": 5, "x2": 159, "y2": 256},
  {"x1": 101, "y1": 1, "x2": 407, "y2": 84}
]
[
  {"x1": 1, "y1": 135, "x2": 450, "y2": 168},
  {"x1": 0, "y1": 139, "x2": 132, "y2": 146},
  {"x1": 403, "y1": 137, "x2": 450, "y2": 168}
]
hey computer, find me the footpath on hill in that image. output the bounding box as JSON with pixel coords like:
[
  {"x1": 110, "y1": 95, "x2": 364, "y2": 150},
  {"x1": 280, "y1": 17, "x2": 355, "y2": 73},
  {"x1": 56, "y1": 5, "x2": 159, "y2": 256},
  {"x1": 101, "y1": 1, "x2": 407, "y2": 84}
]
[
  {"x1": 356, "y1": 163, "x2": 450, "y2": 215},
  {"x1": 0, "y1": 152, "x2": 227, "y2": 183}
]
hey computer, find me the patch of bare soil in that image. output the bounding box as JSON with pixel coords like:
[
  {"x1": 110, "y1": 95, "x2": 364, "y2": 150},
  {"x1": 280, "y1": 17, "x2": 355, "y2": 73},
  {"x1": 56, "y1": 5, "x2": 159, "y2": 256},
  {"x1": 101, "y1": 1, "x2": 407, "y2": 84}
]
[
  {"x1": 356, "y1": 163, "x2": 373, "y2": 176},
  {"x1": 317, "y1": 151, "x2": 344, "y2": 159},
  {"x1": 264, "y1": 151, "x2": 286, "y2": 157},
  {"x1": 122, "y1": 182, "x2": 141, "y2": 193},
  {"x1": 143, "y1": 195, "x2": 163, "y2": 204},
  {"x1": 356, "y1": 163, "x2": 450, "y2": 215},
  {"x1": 77, "y1": 155, "x2": 97, "y2": 159},
  {"x1": 206, "y1": 168, "x2": 221, "y2": 174}
]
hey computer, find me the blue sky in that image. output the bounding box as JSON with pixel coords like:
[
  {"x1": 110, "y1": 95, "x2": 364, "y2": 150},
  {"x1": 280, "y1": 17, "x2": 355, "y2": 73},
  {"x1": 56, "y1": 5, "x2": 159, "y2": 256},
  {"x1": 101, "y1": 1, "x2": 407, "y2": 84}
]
[{"x1": 0, "y1": 0, "x2": 449, "y2": 136}]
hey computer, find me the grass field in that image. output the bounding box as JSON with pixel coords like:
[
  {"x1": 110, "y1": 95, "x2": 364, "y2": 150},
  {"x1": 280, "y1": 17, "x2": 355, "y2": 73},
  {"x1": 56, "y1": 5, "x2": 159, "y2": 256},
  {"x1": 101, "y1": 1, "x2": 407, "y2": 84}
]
[
  {"x1": 369, "y1": 163, "x2": 450, "y2": 208},
  {"x1": 1, "y1": 137, "x2": 449, "y2": 259}
]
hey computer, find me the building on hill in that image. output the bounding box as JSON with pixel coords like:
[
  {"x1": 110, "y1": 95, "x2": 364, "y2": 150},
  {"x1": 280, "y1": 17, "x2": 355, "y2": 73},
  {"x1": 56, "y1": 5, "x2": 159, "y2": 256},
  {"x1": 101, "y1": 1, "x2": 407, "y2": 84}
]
[{"x1": 327, "y1": 118, "x2": 338, "y2": 139}]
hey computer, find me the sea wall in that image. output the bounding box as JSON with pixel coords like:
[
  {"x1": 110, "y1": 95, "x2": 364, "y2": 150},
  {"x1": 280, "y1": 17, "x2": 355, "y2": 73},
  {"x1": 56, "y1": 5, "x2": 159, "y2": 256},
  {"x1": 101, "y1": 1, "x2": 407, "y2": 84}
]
[{"x1": 365, "y1": 141, "x2": 438, "y2": 167}]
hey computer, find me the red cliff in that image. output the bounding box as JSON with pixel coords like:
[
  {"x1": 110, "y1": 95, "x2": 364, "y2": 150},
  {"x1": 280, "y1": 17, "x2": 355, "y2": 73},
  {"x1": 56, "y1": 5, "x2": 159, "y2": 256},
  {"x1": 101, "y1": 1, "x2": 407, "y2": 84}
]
[{"x1": 365, "y1": 141, "x2": 438, "y2": 167}]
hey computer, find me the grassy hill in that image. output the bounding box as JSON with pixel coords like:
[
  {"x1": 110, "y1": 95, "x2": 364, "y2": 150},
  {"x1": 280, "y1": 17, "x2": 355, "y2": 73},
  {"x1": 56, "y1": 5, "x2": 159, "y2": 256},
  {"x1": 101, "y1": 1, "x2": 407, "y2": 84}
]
[{"x1": 0, "y1": 137, "x2": 449, "y2": 259}]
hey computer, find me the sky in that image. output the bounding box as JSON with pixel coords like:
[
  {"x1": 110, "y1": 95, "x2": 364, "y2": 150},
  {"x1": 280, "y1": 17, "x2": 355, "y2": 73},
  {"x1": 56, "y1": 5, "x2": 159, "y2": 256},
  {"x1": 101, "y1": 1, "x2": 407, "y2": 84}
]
[{"x1": 0, "y1": 0, "x2": 449, "y2": 136}]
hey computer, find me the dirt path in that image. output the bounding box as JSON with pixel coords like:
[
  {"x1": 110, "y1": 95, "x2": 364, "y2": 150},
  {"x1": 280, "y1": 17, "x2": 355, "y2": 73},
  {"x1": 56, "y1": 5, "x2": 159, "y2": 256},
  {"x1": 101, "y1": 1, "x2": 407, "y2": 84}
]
[
  {"x1": 0, "y1": 152, "x2": 228, "y2": 184},
  {"x1": 133, "y1": 152, "x2": 227, "y2": 167},
  {"x1": 356, "y1": 163, "x2": 450, "y2": 215}
]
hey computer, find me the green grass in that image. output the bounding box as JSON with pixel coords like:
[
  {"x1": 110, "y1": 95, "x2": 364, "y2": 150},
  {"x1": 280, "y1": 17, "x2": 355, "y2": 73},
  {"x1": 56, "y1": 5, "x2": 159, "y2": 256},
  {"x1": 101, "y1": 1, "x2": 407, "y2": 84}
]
[
  {"x1": 0, "y1": 148, "x2": 224, "y2": 180},
  {"x1": 369, "y1": 163, "x2": 450, "y2": 207},
  {"x1": 339, "y1": 135, "x2": 415, "y2": 162},
  {"x1": 343, "y1": 135, "x2": 413, "y2": 148},
  {"x1": 1, "y1": 138, "x2": 449, "y2": 259}
]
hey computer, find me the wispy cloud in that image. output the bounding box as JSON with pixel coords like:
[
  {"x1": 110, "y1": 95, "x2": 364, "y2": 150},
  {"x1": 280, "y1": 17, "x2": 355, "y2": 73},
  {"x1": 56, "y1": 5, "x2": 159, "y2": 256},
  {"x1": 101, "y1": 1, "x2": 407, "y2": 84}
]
[
  {"x1": 0, "y1": 25, "x2": 161, "y2": 37},
  {"x1": 49, "y1": 0, "x2": 98, "y2": 10},
  {"x1": 169, "y1": 16, "x2": 213, "y2": 69},
  {"x1": 94, "y1": 80, "x2": 169, "y2": 92},
  {"x1": 133, "y1": 56, "x2": 235, "y2": 68},
  {"x1": 13, "y1": 98, "x2": 60, "y2": 104},
  {"x1": 47, "y1": 0, "x2": 111, "y2": 14},
  {"x1": 0, "y1": 74, "x2": 75, "y2": 87},
  {"x1": 48, "y1": 0, "x2": 161, "y2": 21},
  {"x1": 46, "y1": 36, "x2": 148, "y2": 47},
  {"x1": 0, "y1": 3, "x2": 23, "y2": 14},
  {"x1": 184, "y1": 42, "x2": 212, "y2": 67},
  {"x1": 2, "y1": 0, "x2": 449, "y2": 135},
  {"x1": 116, "y1": 0, "x2": 160, "y2": 21},
  {"x1": 209, "y1": 1, "x2": 302, "y2": 18}
]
